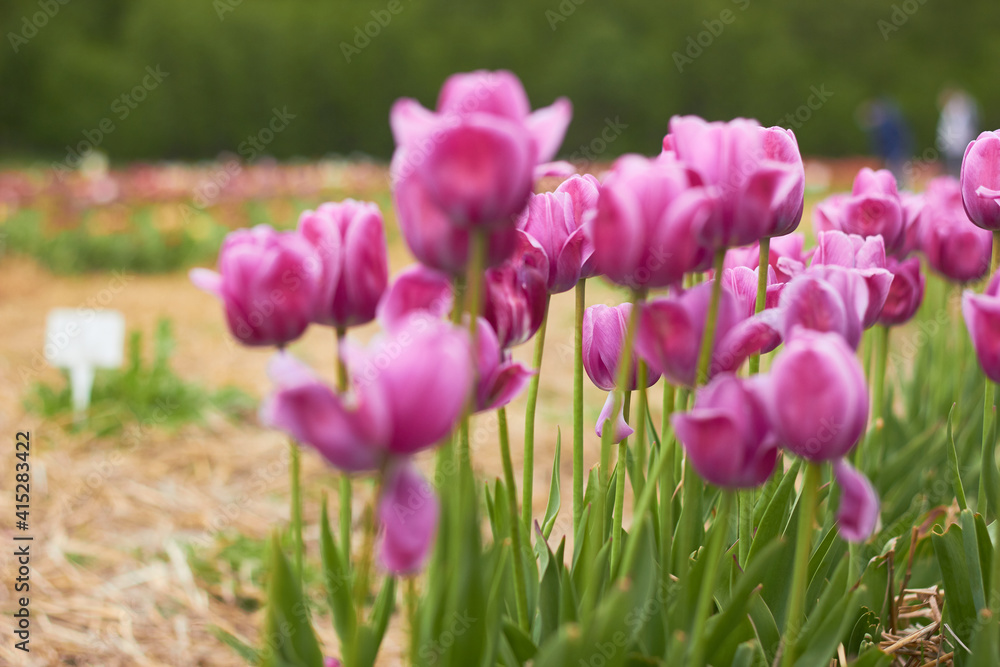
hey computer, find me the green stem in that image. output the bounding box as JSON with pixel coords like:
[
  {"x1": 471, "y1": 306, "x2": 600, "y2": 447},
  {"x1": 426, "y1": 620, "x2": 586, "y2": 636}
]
[
  {"x1": 620, "y1": 413, "x2": 676, "y2": 575},
  {"x1": 406, "y1": 578, "x2": 419, "y2": 666},
  {"x1": 659, "y1": 384, "x2": 676, "y2": 584},
  {"x1": 523, "y1": 296, "x2": 551, "y2": 527},
  {"x1": 696, "y1": 249, "x2": 728, "y2": 386},
  {"x1": 611, "y1": 391, "x2": 632, "y2": 576},
  {"x1": 498, "y1": 407, "x2": 531, "y2": 631},
  {"x1": 290, "y1": 441, "x2": 303, "y2": 581},
  {"x1": 871, "y1": 326, "x2": 890, "y2": 469},
  {"x1": 992, "y1": 230, "x2": 1000, "y2": 277},
  {"x1": 335, "y1": 327, "x2": 352, "y2": 558},
  {"x1": 747, "y1": 237, "x2": 770, "y2": 376},
  {"x1": 353, "y1": 474, "x2": 382, "y2": 613},
  {"x1": 781, "y1": 462, "x2": 822, "y2": 667},
  {"x1": 979, "y1": 380, "x2": 996, "y2": 516},
  {"x1": 688, "y1": 491, "x2": 734, "y2": 667},
  {"x1": 573, "y1": 279, "x2": 587, "y2": 535},
  {"x1": 463, "y1": 232, "x2": 489, "y2": 473}
]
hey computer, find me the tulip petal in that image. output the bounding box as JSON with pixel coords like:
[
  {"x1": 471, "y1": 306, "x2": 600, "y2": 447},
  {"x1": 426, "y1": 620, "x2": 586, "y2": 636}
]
[
  {"x1": 480, "y1": 361, "x2": 535, "y2": 412},
  {"x1": 189, "y1": 268, "x2": 223, "y2": 297},
  {"x1": 377, "y1": 264, "x2": 454, "y2": 332},
  {"x1": 672, "y1": 409, "x2": 744, "y2": 488},
  {"x1": 596, "y1": 391, "x2": 633, "y2": 443},
  {"x1": 534, "y1": 160, "x2": 577, "y2": 180},
  {"x1": 389, "y1": 98, "x2": 438, "y2": 147},
  {"x1": 963, "y1": 290, "x2": 1000, "y2": 383},
  {"x1": 378, "y1": 462, "x2": 439, "y2": 574},
  {"x1": 526, "y1": 97, "x2": 573, "y2": 163},
  {"x1": 833, "y1": 459, "x2": 879, "y2": 542}
]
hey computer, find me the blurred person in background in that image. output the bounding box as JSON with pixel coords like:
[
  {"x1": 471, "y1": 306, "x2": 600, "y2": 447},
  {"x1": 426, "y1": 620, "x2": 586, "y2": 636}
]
[
  {"x1": 857, "y1": 97, "x2": 913, "y2": 186},
  {"x1": 938, "y1": 87, "x2": 979, "y2": 177}
]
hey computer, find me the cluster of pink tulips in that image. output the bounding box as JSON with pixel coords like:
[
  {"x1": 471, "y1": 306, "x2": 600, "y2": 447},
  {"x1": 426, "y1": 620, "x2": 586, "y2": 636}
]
[{"x1": 192, "y1": 71, "x2": 1000, "y2": 666}]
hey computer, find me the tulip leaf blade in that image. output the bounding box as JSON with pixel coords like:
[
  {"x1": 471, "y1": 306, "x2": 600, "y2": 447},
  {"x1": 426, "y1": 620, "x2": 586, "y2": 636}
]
[
  {"x1": 260, "y1": 533, "x2": 324, "y2": 667},
  {"x1": 320, "y1": 498, "x2": 356, "y2": 646},
  {"x1": 542, "y1": 430, "x2": 562, "y2": 539}
]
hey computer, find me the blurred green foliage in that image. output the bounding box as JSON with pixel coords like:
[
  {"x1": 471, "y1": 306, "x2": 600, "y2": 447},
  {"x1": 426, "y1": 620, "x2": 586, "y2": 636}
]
[
  {"x1": 1, "y1": 0, "x2": 998, "y2": 162},
  {"x1": 26, "y1": 318, "x2": 255, "y2": 434}
]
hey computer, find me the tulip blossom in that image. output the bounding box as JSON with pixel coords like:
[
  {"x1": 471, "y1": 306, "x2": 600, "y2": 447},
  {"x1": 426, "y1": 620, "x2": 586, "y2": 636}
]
[
  {"x1": 378, "y1": 461, "x2": 439, "y2": 574},
  {"x1": 482, "y1": 230, "x2": 550, "y2": 348},
  {"x1": 777, "y1": 267, "x2": 869, "y2": 350},
  {"x1": 635, "y1": 281, "x2": 778, "y2": 388},
  {"x1": 672, "y1": 373, "x2": 778, "y2": 488},
  {"x1": 377, "y1": 264, "x2": 454, "y2": 332},
  {"x1": 474, "y1": 318, "x2": 534, "y2": 413},
  {"x1": 190, "y1": 225, "x2": 321, "y2": 347},
  {"x1": 517, "y1": 174, "x2": 599, "y2": 292},
  {"x1": 298, "y1": 199, "x2": 388, "y2": 328},
  {"x1": 963, "y1": 274, "x2": 1000, "y2": 383},
  {"x1": 664, "y1": 116, "x2": 805, "y2": 248},
  {"x1": 832, "y1": 459, "x2": 879, "y2": 542},
  {"x1": 390, "y1": 70, "x2": 571, "y2": 229},
  {"x1": 761, "y1": 328, "x2": 869, "y2": 461},
  {"x1": 723, "y1": 234, "x2": 812, "y2": 284},
  {"x1": 261, "y1": 317, "x2": 473, "y2": 464},
  {"x1": 814, "y1": 168, "x2": 905, "y2": 254},
  {"x1": 588, "y1": 154, "x2": 712, "y2": 289},
  {"x1": 393, "y1": 165, "x2": 519, "y2": 276},
  {"x1": 960, "y1": 130, "x2": 1000, "y2": 230},
  {"x1": 877, "y1": 257, "x2": 924, "y2": 327},
  {"x1": 583, "y1": 303, "x2": 660, "y2": 442},
  {"x1": 896, "y1": 191, "x2": 925, "y2": 260},
  {"x1": 810, "y1": 230, "x2": 894, "y2": 329},
  {"x1": 921, "y1": 177, "x2": 992, "y2": 283}
]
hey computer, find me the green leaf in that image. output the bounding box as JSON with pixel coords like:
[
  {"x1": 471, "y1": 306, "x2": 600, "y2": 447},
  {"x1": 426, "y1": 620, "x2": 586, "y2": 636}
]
[
  {"x1": 747, "y1": 458, "x2": 802, "y2": 565},
  {"x1": 210, "y1": 626, "x2": 260, "y2": 665},
  {"x1": 542, "y1": 430, "x2": 562, "y2": 540},
  {"x1": 793, "y1": 586, "x2": 861, "y2": 667},
  {"x1": 931, "y1": 523, "x2": 980, "y2": 659},
  {"x1": 320, "y1": 499, "x2": 355, "y2": 645},
  {"x1": 747, "y1": 595, "x2": 781, "y2": 666},
  {"x1": 502, "y1": 618, "x2": 538, "y2": 662},
  {"x1": 947, "y1": 403, "x2": 969, "y2": 511},
  {"x1": 849, "y1": 646, "x2": 891, "y2": 667},
  {"x1": 537, "y1": 537, "x2": 564, "y2": 642},
  {"x1": 363, "y1": 576, "x2": 396, "y2": 659},
  {"x1": 260, "y1": 534, "x2": 324, "y2": 667},
  {"x1": 975, "y1": 513, "x2": 994, "y2": 595},
  {"x1": 960, "y1": 509, "x2": 987, "y2": 612}
]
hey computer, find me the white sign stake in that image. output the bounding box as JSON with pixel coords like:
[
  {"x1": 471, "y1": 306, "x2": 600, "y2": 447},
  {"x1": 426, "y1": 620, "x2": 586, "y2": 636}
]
[{"x1": 44, "y1": 309, "x2": 126, "y2": 415}]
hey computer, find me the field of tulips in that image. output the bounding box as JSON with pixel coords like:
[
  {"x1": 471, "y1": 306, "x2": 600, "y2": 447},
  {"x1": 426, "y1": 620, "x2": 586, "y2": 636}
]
[{"x1": 7, "y1": 68, "x2": 1000, "y2": 667}]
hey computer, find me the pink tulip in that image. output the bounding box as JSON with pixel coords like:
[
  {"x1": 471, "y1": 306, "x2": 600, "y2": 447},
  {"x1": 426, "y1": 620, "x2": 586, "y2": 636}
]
[
  {"x1": 921, "y1": 177, "x2": 992, "y2": 283},
  {"x1": 583, "y1": 303, "x2": 660, "y2": 442},
  {"x1": 963, "y1": 274, "x2": 1000, "y2": 383},
  {"x1": 810, "y1": 230, "x2": 894, "y2": 329},
  {"x1": 474, "y1": 318, "x2": 534, "y2": 413},
  {"x1": 877, "y1": 257, "x2": 924, "y2": 327},
  {"x1": 635, "y1": 281, "x2": 778, "y2": 388},
  {"x1": 762, "y1": 329, "x2": 869, "y2": 461},
  {"x1": 778, "y1": 267, "x2": 869, "y2": 350},
  {"x1": 393, "y1": 162, "x2": 519, "y2": 276},
  {"x1": 588, "y1": 154, "x2": 712, "y2": 289},
  {"x1": 261, "y1": 317, "x2": 473, "y2": 464},
  {"x1": 723, "y1": 234, "x2": 812, "y2": 284},
  {"x1": 896, "y1": 191, "x2": 925, "y2": 259},
  {"x1": 190, "y1": 226, "x2": 321, "y2": 347},
  {"x1": 324, "y1": 659, "x2": 343, "y2": 667},
  {"x1": 297, "y1": 200, "x2": 388, "y2": 328},
  {"x1": 518, "y1": 174, "x2": 599, "y2": 292},
  {"x1": 664, "y1": 116, "x2": 805, "y2": 248},
  {"x1": 390, "y1": 70, "x2": 571, "y2": 229},
  {"x1": 377, "y1": 264, "x2": 454, "y2": 332},
  {"x1": 961, "y1": 130, "x2": 1000, "y2": 230},
  {"x1": 832, "y1": 459, "x2": 879, "y2": 542},
  {"x1": 378, "y1": 461, "x2": 438, "y2": 574},
  {"x1": 482, "y1": 231, "x2": 550, "y2": 348},
  {"x1": 814, "y1": 168, "x2": 905, "y2": 253},
  {"x1": 672, "y1": 373, "x2": 778, "y2": 488}
]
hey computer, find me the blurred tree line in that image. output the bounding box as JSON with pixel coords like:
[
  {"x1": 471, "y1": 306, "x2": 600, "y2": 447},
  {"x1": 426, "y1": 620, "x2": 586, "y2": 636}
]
[{"x1": 1, "y1": 0, "x2": 999, "y2": 163}]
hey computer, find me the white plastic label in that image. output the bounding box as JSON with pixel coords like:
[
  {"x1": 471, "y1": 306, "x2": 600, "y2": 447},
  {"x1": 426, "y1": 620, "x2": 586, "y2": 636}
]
[{"x1": 44, "y1": 309, "x2": 126, "y2": 413}]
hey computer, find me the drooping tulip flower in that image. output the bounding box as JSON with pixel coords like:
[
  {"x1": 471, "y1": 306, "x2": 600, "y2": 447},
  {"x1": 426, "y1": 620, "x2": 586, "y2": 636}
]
[
  {"x1": 377, "y1": 264, "x2": 454, "y2": 332},
  {"x1": 761, "y1": 328, "x2": 869, "y2": 461},
  {"x1": 474, "y1": 318, "x2": 533, "y2": 413},
  {"x1": 963, "y1": 274, "x2": 1000, "y2": 383},
  {"x1": 378, "y1": 461, "x2": 439, "y2": 574},
  {"x1": 960, "y1": 130, "x2": 1000, "y2": 231},
  {"x1": 814, "y1": 168, "x2": 904, "y2": 254},
  {"x1": 777, "y1": 267, "x2": 869, "y2": 350},
  {"x1": 588, "y1": 154, "x2": 712, "y2": 289},
  {"x1": 663, "y1": 116, "x2": 805, "y2": 248},
  {"x1": 810, "y1": 230, "x2": 894, "y2": 328},
  {"x1": 832, "y1": 459, "x2": 879, "y2": 542},
  {"x1": 672, "y1": 373, "x2": 778, "y2": 488},
  {"x1": 878, "y1": 257, "x2": 925, "y2": 327},
  {"x1": 390, "y1": 70, "x2": 571, "y2": 229},
  {"x1": 261, "y1": 317, "x2": 473, "y2": 463},
  {"x1": 583, "y1": 303, "x2": 660, "y2": 442},
  {"x1": 297, "y1": 200, "x2": 388, "y2": 328},
  {"x1": 896, "y1": 191, "x2": 925, "y2": 260},
  {"x1": 393, "y1": 164, "x2": 519, "y2": 276},
  {"x1": 921, "y1": 177, "x2": 992, "y2": 283},
  {"x1": 190, "y1": 225, "x2": 321, "y2": 347},
  {"x1": 482, "y1": 230, "x2": 550, "y2": 348},
  {"x1": 517, "y1": 174, "x2": 600, "y2": 292},
  {"x1": 635, "y1": 281, "x2": 778, "y2": 388}
]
